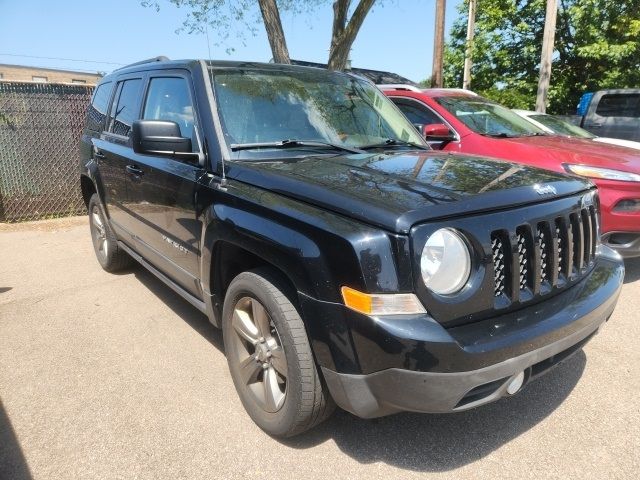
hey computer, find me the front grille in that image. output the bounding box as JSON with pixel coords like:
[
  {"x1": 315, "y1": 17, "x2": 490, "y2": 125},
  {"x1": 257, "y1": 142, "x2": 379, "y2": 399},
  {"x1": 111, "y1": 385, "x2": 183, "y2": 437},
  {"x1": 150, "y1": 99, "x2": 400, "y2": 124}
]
[{"x1": 491, "y1": 204, "x2": 598, "y2": 304}]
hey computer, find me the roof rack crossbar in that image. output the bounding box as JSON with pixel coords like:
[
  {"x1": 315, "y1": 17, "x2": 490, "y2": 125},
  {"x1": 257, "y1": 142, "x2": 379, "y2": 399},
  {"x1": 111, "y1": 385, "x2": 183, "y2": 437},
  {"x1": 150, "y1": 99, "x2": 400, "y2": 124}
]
[
  {"x1": 114, "y1": 56, "x2": 170, "y2": 71},
  {"x1": 376, "y1": 83, "x2": 423, "y2": 92}
]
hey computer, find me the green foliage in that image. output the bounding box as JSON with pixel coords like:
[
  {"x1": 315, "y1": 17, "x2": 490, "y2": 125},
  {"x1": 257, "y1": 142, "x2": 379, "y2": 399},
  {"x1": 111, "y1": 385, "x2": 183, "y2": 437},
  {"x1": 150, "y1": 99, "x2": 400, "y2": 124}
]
[
  {"x1": 141, "y1": 1, "x2": 331, "y2": 54},
  {"x1": 444, "y1": 0, "x2": 640, "y2": 114}
]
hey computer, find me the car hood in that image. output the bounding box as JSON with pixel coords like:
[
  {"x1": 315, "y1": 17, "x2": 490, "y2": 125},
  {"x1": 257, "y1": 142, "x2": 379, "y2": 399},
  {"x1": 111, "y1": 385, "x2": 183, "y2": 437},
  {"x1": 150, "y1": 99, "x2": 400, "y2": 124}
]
[
  {"x1": 503, "y1": 135, "x2": 640, "y2": 172},
  {"x1": 228, "y1": 151, "x2": 593, "y2": 233}
]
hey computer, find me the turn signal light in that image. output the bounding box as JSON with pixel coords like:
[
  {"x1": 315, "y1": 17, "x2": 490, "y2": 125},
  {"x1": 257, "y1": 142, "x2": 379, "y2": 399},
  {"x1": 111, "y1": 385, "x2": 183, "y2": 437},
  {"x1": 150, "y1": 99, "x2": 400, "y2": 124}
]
[{"x1": 341, "y1": 286, "x2": 427, "y2": 316}]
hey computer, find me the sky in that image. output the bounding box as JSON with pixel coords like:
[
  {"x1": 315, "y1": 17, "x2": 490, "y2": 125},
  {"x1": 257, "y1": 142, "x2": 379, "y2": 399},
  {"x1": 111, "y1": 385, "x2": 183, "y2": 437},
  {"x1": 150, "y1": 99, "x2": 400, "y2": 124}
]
[{"x1": 0, "y1": 0, "x2": 463, "y2": 83}]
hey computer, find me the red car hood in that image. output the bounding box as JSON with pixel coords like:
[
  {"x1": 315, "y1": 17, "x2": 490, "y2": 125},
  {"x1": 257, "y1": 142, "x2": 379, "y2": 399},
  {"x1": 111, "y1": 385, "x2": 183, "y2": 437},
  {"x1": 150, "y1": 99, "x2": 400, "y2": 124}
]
[{"x1": 503, "y1": 135, "x2": 640, "y2": 173}]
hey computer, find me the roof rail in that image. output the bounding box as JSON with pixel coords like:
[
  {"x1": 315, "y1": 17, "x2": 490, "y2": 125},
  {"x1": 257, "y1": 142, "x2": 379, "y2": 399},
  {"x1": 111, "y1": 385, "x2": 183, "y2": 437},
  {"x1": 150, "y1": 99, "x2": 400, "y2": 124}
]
[
  {"x1": 114, "y1": 56, "x2": 170, "y2": 71},
  {"x1": 440, "y1": 88, "x2": 479, "y2": 96},
  {"x1": 377, "y1": 84, "x2": 423, "y2": 92}
]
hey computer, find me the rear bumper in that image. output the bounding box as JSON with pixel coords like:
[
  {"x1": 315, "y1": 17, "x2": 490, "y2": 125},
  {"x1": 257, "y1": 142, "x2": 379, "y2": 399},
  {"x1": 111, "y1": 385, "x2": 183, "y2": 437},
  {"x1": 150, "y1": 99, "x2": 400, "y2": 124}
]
[{"x1": 313, "y1": 251, "x2": 624, "y2": 418}]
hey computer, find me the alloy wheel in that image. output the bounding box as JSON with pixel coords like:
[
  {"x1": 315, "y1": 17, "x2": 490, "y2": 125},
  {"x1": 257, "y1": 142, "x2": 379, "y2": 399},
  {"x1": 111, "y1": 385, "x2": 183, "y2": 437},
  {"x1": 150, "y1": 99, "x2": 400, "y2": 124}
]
[
  {"x1": 91, "y1": 205, "x2": 108, "y2": 259},
  {"x1": 230, "y1": 296, "x2": 288, "y2": 413}
]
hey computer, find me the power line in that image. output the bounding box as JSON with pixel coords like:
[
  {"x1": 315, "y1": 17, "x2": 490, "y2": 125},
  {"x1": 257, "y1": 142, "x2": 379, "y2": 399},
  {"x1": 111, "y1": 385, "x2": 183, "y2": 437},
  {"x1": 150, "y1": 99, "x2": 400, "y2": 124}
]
[{"x1": 0, "y1": 53, "x2": 125, "y2": 66}]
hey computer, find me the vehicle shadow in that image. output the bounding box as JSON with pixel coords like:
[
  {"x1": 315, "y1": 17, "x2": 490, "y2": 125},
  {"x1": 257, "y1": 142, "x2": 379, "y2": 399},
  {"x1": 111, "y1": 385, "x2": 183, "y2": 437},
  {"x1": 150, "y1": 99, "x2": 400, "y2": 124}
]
[
  {"x1": 623, "y1": 258, "x2": 640, "y2": 284},
  {"x1": 0, "y1": 399, "x2": 33, "y2": 480},
  {"x1": 132, "y1": 267, "x2": 224, "y2": 353},
  {"x1": 286, "y1": 352, "x2": 586, "y2": 471},
  {"x1": 129, "y1": 264, "x2": 587, "y2": 472}
]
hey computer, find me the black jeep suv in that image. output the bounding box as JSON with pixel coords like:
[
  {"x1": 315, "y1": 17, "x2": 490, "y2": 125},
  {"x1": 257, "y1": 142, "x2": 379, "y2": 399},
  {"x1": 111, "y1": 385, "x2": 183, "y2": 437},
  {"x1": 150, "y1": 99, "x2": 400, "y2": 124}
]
[{"x1": 80, "y1": 57, "x2": 624, "y2": 437}]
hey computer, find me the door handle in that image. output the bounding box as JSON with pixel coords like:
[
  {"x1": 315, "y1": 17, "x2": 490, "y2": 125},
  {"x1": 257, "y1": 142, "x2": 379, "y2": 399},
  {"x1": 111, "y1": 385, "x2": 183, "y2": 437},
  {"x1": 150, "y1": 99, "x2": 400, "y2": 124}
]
[{"x1": 125, "y1": 165, "x2": 144, "y2": 176}]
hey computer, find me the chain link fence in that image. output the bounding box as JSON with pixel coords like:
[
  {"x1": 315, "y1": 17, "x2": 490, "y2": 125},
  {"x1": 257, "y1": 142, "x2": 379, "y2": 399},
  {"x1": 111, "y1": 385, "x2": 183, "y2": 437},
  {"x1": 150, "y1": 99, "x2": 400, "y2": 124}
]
[{"x1": 0, "y1": 81, "x2": 94, "y2": 222}]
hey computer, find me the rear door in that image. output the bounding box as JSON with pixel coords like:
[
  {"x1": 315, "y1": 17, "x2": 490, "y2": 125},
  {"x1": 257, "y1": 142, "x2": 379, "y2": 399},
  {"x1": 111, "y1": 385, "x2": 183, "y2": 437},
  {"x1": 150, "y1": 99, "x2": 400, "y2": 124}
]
[
  {"x1": 92, "y1": 75, "x2": 144, "y2": 238},
  {"x1": 124, "y1": 71, "x2": 204, "y2": 298},
  {"x1": 584, "y1": 91, "x2": 640, "y2": 141}
]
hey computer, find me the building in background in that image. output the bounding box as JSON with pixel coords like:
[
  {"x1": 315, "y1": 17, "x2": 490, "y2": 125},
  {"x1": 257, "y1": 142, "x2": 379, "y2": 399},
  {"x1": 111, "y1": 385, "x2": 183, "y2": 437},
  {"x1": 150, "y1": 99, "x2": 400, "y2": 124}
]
[{"x1": 0, "y1": 64, "x2": 102, "y2": 85}]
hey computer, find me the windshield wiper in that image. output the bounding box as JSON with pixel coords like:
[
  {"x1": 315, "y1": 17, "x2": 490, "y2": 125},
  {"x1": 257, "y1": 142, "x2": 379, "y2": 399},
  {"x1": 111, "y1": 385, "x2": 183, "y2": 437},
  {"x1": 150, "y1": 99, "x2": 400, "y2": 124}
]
[
  {"x1": 481, "y1": 132, "x2": 513, "y2": 138},
  {"x1": 230, "y1": 139, "x2": 364, "y2": 154},
  {"x1": 359, "y1": 138, "x2": 430, "y2": 150}
]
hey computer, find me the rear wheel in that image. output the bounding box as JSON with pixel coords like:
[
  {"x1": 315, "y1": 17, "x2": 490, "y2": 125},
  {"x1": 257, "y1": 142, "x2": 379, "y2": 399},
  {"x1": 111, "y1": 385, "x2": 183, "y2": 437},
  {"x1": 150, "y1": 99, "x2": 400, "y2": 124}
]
[
  {"x1": 88, "y1": 194, "x2": 133, "y2": 272},
  {"x1": 222, "y1": 269, "x2": 334, "y2": 437}
]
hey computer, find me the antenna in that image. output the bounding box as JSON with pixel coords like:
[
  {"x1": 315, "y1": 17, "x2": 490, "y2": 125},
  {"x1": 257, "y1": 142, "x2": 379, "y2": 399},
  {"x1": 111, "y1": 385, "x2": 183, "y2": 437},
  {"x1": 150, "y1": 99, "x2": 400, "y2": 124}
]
[{"x1": 205, "y1": 24, "x2": 227, "y2": 189}]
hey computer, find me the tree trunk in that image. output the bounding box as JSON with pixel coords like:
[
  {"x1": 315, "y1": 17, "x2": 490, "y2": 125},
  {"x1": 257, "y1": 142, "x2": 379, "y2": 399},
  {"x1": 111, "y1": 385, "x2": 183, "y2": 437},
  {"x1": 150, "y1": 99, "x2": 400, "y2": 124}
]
[
  {"x1": 431, "y1": 0, "x2": 446, "y2": 87},
  {"x1": 328, "y1": 0, "x2": 375, "y2": 71},
  {"x1": 258, "y1": 0, "x2": 291, "y2": 64},
  {"x1": 462, "y1": 0, "x2": 476, "y2": 90},
  {"x1": 535, "y1": 0, "x2": 558, "y2": 112}
]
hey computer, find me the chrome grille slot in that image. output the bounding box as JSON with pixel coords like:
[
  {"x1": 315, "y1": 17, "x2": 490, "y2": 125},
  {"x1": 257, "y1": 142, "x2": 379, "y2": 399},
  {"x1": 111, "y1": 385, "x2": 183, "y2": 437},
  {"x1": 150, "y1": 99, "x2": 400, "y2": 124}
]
[
  {"x1": 588, "y1": 205, "x2": 598, "y2": 259},
  {"x1": 491, "y1": 233, "x2": 509, "y2": 297},
  {"x1": 555, "y1": 217, "x2": 567, "y2": 278},
  {"x1": 570, "y1": 212, "x2": 584, "y2": 272},
  {"x1": 581, "y1": 209, "x2": 593, "y2": 266},
  {"x1": 536, "y1": 222, "x2": 551, "y2": 284},
  {"x1": 516, "y1": 227, "x2": 533, "y2": 291}
]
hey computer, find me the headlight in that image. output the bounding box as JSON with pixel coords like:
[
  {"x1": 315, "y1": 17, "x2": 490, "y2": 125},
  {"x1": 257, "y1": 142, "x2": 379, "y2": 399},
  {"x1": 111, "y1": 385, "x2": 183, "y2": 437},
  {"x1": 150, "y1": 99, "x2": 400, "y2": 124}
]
[
  {"x1": 564, "y1": 164, "x2": 640, "y2": 182},
  {"x1": 421, "y1": 228, "x2": 471, "y2": 295}
]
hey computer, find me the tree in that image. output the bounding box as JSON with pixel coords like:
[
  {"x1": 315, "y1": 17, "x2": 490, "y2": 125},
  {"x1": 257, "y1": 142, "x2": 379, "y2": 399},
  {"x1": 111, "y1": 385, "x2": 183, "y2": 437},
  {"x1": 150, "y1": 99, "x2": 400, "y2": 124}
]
[
  {"x1": 444, "y1": 0, "x2": 640, "y2": 114},
  {"x1": 143, "y1": 0, "x2": 378, "y2": 71}
]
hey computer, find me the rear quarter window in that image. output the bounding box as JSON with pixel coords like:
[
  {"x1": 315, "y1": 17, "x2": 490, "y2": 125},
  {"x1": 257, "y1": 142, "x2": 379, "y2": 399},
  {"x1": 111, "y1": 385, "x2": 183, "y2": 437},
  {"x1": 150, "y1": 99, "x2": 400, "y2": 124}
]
[
  {"x1": 595, "y1": 94, "x2": 640, "y2": 118},
  {"x1": 86, "y1": 82, "x2": 113, "y2": 132},
  {"x1": 108, "y1": 78, "x2": 143, "y2": 137}
]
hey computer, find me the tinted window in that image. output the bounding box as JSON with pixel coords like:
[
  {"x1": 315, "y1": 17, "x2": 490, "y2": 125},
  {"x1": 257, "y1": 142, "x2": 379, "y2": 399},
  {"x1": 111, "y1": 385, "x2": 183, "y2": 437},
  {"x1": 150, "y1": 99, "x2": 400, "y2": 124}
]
[
  {"x1": 435, "y1": 96, "x2": 545, "y2": 137},
  {"x1": 528, "y1": 114, "x2": 594, "y2": 138},
  {"x1": 393, "y1": 99, "x2": 441, "y2": 126},
  {"x1": 595, "y1": 94, "x2": 640, "y2": 118},
  {"x1": 143, "y1": 77, "x2": 195, "y2": 141},
  {"x1": 109, "y1": 79, "x2": 142, "y2": 137},
  {"x1": 212, "y1": 69, "x2": 425, "y2": 151},
  {"x1": 86, "y1": 82, "x2": 112, "y2": 131}
]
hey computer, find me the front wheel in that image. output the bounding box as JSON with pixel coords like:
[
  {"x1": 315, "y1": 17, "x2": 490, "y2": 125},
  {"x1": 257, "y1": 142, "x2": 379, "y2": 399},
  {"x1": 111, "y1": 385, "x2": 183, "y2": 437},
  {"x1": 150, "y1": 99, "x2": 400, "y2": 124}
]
[{"x1": 222, "y1": 269, "x2": 334, "y2": 437}]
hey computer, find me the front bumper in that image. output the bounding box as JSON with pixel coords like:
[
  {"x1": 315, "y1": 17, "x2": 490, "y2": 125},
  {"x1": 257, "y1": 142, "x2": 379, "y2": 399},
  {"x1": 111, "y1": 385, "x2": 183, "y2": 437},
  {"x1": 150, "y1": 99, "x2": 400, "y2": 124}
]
[
  {"x1": 305, "y1": 252, "x2": 623, "y2": 418},
  {"x1": 596, "y1": 179, "x2": 640, "y2": 258},
  {"x1": 601, "y1": 231, "x2": 640, "y2": 258}
]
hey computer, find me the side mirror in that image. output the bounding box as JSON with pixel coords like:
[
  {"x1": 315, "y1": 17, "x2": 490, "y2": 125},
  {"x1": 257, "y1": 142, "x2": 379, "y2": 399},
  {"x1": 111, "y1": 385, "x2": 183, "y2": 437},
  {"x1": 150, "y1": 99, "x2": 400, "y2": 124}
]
[
  {"x1": 422, "y1": 123, "x2": 455, "y2": 142},
  {"x1": 131, "y1": 120, "x2": 192, "y2": 156}
]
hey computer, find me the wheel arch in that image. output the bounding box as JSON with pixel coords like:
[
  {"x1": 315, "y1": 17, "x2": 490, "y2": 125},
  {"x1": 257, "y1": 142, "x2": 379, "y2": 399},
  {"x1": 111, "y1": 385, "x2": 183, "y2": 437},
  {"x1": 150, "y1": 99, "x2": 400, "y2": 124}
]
[{"x1": 80, "y1": 174, "x2": 96, "y2": 210}]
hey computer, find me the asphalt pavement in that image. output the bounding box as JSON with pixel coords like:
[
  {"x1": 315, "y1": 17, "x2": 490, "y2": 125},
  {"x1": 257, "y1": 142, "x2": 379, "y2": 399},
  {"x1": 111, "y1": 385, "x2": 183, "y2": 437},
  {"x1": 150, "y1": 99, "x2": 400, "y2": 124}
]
[{"x1": 0, "y1": 217, "x2": 638, "y2": 480}]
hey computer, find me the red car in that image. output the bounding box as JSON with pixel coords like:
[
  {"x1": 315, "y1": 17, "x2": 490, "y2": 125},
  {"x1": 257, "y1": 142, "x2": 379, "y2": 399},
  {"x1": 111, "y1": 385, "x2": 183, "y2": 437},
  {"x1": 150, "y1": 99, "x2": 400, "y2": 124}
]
[{"x1": 382, "y1": 85, "x2": 640, "y2": 258}]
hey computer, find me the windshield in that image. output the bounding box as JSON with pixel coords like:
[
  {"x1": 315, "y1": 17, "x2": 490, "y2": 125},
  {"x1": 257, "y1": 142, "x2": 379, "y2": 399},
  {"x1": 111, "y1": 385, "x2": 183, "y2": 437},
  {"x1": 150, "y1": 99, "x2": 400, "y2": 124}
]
[
  {"x1": 211, "y1": 68, "x2": 426, "y2": 156},
  {"x1": 528, "y1": 114, "x2": 595, "y2": 138},
  {"x1": 435, "y1": 96, "x2": 546, "y2": 137}
]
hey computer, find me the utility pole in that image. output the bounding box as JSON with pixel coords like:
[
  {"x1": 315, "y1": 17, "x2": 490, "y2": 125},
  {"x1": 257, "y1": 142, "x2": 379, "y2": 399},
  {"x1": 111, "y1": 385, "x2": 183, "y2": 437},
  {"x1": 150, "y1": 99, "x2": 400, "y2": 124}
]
[
  {"x1": 431, "y1": 0, "x2": 446, "y2": 88},
  {"x1": 535, "y1": 0, "x2": 558, "y2": 112},
  {"x1": 462, "y1": 0, "x2": 476, "y2": 90}
]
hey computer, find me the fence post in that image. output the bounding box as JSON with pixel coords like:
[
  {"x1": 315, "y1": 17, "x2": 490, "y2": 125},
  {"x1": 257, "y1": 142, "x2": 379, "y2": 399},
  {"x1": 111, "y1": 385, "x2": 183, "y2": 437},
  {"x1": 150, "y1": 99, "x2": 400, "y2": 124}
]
[{"x1": 0, "y1": 190, "x2": 5, "y2": 222}]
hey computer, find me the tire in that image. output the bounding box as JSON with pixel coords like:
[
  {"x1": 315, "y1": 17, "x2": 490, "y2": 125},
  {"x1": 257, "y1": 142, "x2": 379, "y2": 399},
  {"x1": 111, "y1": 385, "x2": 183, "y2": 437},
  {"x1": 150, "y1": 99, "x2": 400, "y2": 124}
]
[
  {"x1": 88, "y1": 193, "x2": 133, "y2": 272},
  {"x1": 222, "y1": 268, "x2": 335, "y2": 437}
]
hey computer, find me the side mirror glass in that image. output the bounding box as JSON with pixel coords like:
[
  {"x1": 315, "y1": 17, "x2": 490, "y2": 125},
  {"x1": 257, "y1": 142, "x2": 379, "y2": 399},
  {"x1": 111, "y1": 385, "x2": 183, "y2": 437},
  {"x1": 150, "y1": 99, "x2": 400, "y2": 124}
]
[
  {"x1": 131, "y1": 119, "x2": 193, "y2": 156},
  {"x1": 422, "y1": 123, "x2": 455, "y2": 142}
]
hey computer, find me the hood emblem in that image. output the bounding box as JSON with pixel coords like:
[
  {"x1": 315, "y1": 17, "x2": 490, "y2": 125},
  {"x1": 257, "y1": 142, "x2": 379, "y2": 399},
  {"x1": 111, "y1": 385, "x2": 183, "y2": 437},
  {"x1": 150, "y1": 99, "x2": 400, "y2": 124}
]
[{"x1": 534, "y1": 184, "x2": 557, "y2": 196}]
